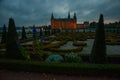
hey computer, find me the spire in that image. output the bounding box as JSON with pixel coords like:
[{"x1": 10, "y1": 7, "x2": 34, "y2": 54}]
[
  {"x1": 51, "y1": 12, "x2": 54, "y2": 20},
  {"x1": 74, "y1": 12, "x2": 76, "y2": 19},
  {"x1": 68, "y1": 12, "x2": 70, "y2": 19}
]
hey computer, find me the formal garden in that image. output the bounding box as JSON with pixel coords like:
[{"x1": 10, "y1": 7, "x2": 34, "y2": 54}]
[{"x1": 0, "y1": 15, "x2": 120, "y2": 76}]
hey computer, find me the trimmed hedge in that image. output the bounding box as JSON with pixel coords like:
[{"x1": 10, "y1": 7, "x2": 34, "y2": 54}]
[
  {"x1": 0, "y1": 43, "x2": 6, "y2": 49},
  {"x1": 106, "y1": 42, "x2": 120, "y2": 45},
  {"x1": 73, "y1": 41, "x2": 87, "y2": 47},
  {"x1": 0, "y1": 59, "x2": 120, "y2": 76},
  {"x1": 49, "y1": 47, "x2": 83, "y2": 52},
  {"x1": 43, "y1": 41, "x2": 67, "y2": 50},
  {"x1": 43, "y1": 41, "x2": 83, "y2": 52},
  {"x1": 19, "y1": 37, "x2": 33, "y2": 43},
  {"x1": 106, "y1": 39, "x2": 120, "y2": 45}
]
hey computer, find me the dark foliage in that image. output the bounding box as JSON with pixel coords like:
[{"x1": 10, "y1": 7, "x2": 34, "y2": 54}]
[
  {"x1": 6, "y1": 18, "x2": 24, "y2": 59},
  {"x1": 21, "y1": 26, "x2": 27, "y2": 40},
  {"x1": 40, "y1": 27, "x2": 43, "y2": 36},
  {"x1": 32, "y1": 25, "x2": 37, "y2": 40},
  {"x1": 1, "y1": 24, "x2": 7, "y2": 44},
  {"x1": 91, "y1": 14, "x2": 106, "y2": 63},
  {"x1": 0, "y1": 59, "x2": 120, "y2": 76}
]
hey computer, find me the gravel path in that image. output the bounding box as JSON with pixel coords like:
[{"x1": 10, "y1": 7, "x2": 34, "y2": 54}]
[{"x1": 0, "y1": 70, "x2": 119, "y2": 80}]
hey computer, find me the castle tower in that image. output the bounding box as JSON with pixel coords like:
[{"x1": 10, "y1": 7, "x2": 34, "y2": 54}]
[
  {"x1": 51, "y1": 13, "x2": 54, "y2": 29},
  {"x1": 51, "y1": 13, "x2": 54, "y2": 20},
  {"x1": 74, "y1": 12, "x2": 76, "y2": 20},
  {"x1": 68, "y1": 12, "x2": 70, "y2": 19}
]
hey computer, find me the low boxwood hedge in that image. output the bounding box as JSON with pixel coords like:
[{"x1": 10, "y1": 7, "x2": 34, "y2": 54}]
[
  {"x1": 106, "y1": 42, "x2": 120, "y2": 45},
  {"x1": 43, "y1": 41, "x2": 67, "y2": 50},
  {"x1": 43, "y1": 41, "x2": 83, "y2": 52},
  {"x1": 49, "y1": 47, "x2": 83, "y2": 52},
  {"x1": 0, "y1": 43, "x2": 6, "y2": 49},
  {"x1": 106, "y1": 39, "x2": 120, "y2": 45},
  {"x1": 73, "y1": 41, "x2": 87, "y2": 47},
  {"x1": 0, "y1": 59, "x2": 120, "y2": 76}
]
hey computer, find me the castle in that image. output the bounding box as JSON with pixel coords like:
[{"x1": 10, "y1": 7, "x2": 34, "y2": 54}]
[{"x1": 51, "y1": 12, "x2": 77, "y2": 30}]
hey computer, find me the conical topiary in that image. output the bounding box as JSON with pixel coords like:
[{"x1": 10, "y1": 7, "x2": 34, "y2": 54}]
[
  {"x1": 21, "y1": 26, "x2": 27, "y2": 40},
  {"x1": 90, "y1": 14, "x2": 106, "y2": 63},
  {"x1": 6, "y1": 18, "x2": 24, "y2": 59}
]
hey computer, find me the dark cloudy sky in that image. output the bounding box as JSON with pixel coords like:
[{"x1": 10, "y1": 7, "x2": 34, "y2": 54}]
[{"x1": 0, "y1": 0, "x2": 120, "y2": 27}]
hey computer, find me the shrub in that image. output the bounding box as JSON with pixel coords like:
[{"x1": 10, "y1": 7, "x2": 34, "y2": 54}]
[
  {"x1": 45, "y1": 54, "x2": 64, "y2": 62},
  {"x1": 64, "y1": 52, "x2": 82, "y2": 63},
  {"x1": 20, "y1": 47, "x2": 30, "y2": 60}
]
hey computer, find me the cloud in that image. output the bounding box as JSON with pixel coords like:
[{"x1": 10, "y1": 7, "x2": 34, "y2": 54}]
[{"x1": 0, "y1": 0, "x2": 120, "y2": 27}]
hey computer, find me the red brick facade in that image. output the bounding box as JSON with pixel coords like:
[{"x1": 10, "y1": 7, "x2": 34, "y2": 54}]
[{"x1": 51, "y1": 13, "x2": 77, "y2": 29}]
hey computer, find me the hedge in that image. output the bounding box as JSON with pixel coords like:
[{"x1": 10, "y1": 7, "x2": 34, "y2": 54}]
[
  {"x1": 43, "y1": 40, "x2": 83, "y2": 52},
  {"x1": 49, "y1": 47, "x2": 83, "y2": 52},
  {"x1": 106, "y1": 42, "x2": 120, "y2": 45},
  {"x1": 106, "y1": 39, "x2": 120, "y2": 45},
  {"x1": 73, "y1": 41, "x2": 87, "y2": 47},
  {"x1": 43, "y1": 41, "x2": 67, "y2": 50},
  {"x1": 0, "y1": 59, "x2": 120, "y2": 76},
  {"x1": 0, "y1": 43, "x2": 6, "y2": 49}
]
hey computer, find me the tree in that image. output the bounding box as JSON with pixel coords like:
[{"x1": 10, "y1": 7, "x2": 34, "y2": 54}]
[
  {"x1": 44, "y1": 26, "x2": 48, "y2": 35},
  {"x1": 65, "y1": 52, "x2": 82, "y2": 63},
  {"x1": 33, "y1": 25, "x2": 37, "y2": 41},
  {"x1": 32, "y1": 25, "x2": 40, "y2": 54},
  {"x1": 48, "y1": 25, "x2": 51, "y2": 35},
  {"x1": 1, "y1": 24, "x2": 7, "y2": 44},
  {"x1": 32, "y1": 25, "x2": 44, "y2": 60},
  {"x1": 6, "y1": 18, "x2": 24, "y2": 59},
  {"x1": 39, "y1": 27, "x2": 44, "y2": 42},
  {"x1": 21, "y1": 26, "x2": 27, "y2": 40},
  {"x1": 90, "y1": 14, "x2": 106, "y2": 63}
]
